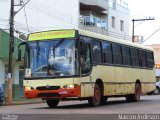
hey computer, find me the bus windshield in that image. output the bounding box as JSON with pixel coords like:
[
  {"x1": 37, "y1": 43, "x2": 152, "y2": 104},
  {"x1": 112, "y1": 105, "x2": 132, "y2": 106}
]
[{"x1": 26, "y1": 39, "x2": 76, "y2": 77}]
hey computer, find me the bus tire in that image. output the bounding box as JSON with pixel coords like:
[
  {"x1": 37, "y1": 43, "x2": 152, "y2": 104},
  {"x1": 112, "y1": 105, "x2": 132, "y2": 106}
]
[
  {"x1": 46, "y1": 100, "x2": 59, "y2": 108},
  {"x1": 88, "y1": 84, "x2": 101, "y2": 107},
  {"x1": 126, "y1": 83, "x2": 141, "y2": 102}
]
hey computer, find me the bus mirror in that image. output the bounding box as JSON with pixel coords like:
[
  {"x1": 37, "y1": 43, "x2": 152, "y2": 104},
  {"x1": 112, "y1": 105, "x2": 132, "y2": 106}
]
[
  {"x1": 17, "y1": 49, "x2": 22, "y2": 61},
  {"x1": 17, "y1": 42, "x2": 26, "y2": 61}
]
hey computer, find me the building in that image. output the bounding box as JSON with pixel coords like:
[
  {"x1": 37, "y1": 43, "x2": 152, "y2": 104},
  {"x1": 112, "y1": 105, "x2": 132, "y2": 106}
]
[
  {"x1": 0, "y1": 29, "x2": 24, "y2": 100},
  {"x1": 133, "y1": 35, "x2": 144, "y2": 44},
  {"x1": 79, "y1": 0, "x2": 130, "y2": 40}
]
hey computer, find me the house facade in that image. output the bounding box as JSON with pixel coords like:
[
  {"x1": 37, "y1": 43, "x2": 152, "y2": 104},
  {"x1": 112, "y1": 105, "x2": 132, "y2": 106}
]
[{"x1": 0, "y1": 29, "x2": 24, "y2": 100}]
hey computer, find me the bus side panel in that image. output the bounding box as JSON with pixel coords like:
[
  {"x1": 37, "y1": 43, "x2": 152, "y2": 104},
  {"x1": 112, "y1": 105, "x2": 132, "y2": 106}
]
[
  {"x1": 104, "y1": 66, "x2": 116, "y2": 95},
  {"x1": 146, "y1": 69, "x2": 156, "y2": 93},
  {"x1": 124, "y1": 68, "x2": 134, "y2": 94},
  {"x1": 140, "y1": 69, "x2": 149, "y2": 94},
  {"x1": 80, "y1": 76, "x2": 94, "y2": 97},
  {"x1": 132, "y1": 68, "x2": 141, "y2": 81},
  {"x1": 115, "y1": 67, "x2": 125, "y2": 94},
  {"x1": 93, "y1": 66, "x2": 116, "y2": 96}
]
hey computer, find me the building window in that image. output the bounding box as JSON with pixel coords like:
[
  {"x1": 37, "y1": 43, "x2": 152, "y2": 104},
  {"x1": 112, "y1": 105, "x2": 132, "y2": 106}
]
[
  {"x1": 109, "y1": 0, "x2": 116, "y2": 9},
  {"x1": 112, "y1": 16, "x2": 115, "y2": 28},
  {"x1": 120, "y1": 20, "x2": 124, "y2": 31}
]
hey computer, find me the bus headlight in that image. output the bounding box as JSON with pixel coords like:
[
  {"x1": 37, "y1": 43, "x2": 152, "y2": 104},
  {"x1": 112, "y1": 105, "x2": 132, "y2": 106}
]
[
  {"x1": 25, "y1": 86, "x2": 34, "y2": 91},
  {"x1": 63, "y1": 84, "x2": 78, "y2": 89}
]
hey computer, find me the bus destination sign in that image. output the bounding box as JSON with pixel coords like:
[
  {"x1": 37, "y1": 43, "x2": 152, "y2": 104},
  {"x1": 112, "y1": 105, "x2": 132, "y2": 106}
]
[{"x1": 28, "y1": 30, "x2": 76, "y2": 41}]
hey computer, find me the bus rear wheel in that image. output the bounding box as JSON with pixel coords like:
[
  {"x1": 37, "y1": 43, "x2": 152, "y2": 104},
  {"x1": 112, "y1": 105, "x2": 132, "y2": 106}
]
[
  {"x1": 46, "y1": 100, "x2": 59, "y2": 108},
  {"x1": 126, "y1": 83, "x2": 141, "y2": 102},
  {"x1": 88, "y1": 84, "x2": 101, "y2": 107}
]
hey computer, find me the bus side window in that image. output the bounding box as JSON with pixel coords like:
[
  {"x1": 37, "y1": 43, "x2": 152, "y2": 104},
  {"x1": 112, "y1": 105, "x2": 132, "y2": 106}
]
[
  {"x1": 130, "y1": 48, "x2": 139, "y2": 67},
  {"x1": 122, "y1": 46, "x2": 131, "y2": 66},
  {"x1": 112, "y1": 44, "x2": 122, "y2": 65},
  {"x1": 146, "y1": 51, "x2": 154, "y2": 68},
  {"x1": 139, "y1": 50, "x2": 147, "y2": 68},
  {"x1": 92, "y1": 40, "x2": 102, "y2": 63},
  {"x1": 80, "y1": 43, "x2": 91, "y2": 74},
  {"x1": 102, "y1": 41, "x2": 113, "y2": 64}
]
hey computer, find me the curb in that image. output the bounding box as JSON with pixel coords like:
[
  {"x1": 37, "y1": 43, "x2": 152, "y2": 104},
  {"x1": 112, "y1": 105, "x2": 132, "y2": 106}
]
[{"x1": 1, "y1": 99, "x2": 45, "y2": 106}]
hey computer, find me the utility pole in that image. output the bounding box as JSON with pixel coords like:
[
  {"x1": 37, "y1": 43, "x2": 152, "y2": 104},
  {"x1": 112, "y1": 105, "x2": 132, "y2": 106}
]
[
  {"x1": 132, "y1": 18, "x2": 154, "y2": 43},
  {"x1": 7, "y1": 0, "x2": 14, "y2": 104},
  {"x1": 7, "y1": 0, "x2": 30, "y2": 104}
]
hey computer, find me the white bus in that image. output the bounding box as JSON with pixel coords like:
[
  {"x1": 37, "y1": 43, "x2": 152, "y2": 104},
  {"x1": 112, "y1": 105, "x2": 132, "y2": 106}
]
[{"x1": 18, "y1": 29, "x2": 156, "y2": 107}]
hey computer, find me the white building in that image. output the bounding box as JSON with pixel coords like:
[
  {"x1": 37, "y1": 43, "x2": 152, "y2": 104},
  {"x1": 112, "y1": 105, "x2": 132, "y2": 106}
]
[{"x1": 79, "y1": 0, "x2": 130, "y2": 40}]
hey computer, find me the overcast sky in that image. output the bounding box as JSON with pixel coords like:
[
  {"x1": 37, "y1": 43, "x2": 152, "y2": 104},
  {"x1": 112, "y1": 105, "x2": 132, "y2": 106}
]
[
  {"x1": 0, "y1": 0, "x2": 160, "y2": 45},
  {"x1": 128, "y1": 0, "x2": 160, "y2": 45}
]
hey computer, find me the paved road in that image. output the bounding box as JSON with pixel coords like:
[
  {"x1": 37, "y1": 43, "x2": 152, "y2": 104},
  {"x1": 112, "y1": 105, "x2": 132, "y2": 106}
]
[{"x1": 0, "y1": 95, "x2": 160, "y2": 120}]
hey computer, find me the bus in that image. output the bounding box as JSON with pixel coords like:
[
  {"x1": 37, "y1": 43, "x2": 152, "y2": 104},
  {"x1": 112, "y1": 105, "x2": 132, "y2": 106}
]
[{"x1": 18, "y1": 29, "x2": 156, "y2": 107}]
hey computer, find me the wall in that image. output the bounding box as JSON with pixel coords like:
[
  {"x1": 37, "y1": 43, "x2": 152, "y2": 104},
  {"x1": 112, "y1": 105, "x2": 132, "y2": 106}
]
[
  {"x1": 0, "y1": 29, "x2": 24, "y2": 99},
  {"x1": 108, "y1": 2, "x2": 130, "y2": 40},
  {"x1": 0, "y1": 60, "x2": 5, "y2": 84},
  {"x1": 0, "y1": 29, "x2": 22, "y2": 60}
]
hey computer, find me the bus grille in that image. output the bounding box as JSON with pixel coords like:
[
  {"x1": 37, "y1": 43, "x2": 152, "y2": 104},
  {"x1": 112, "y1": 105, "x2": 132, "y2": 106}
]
[
  {"x1": 36, "y1": 86, "x2": 60, "y2": 90},
  {"x1": 37, "y1": 93, "x2": 60, "y2": 97}
]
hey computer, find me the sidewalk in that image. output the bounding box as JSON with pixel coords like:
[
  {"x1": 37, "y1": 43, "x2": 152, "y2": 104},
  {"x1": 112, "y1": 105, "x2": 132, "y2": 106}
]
[{"x1": 3, "y1": 97, "x2": 45, "y2": 106}]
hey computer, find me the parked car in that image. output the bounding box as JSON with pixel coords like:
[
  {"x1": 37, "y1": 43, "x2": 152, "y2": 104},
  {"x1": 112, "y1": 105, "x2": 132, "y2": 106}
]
[
  {"x1": 0, "y1": 81, "x2": 4, "y2": 105},
  {"x1": 153, "y1": 81, "x2": 160, "y2": 95}
]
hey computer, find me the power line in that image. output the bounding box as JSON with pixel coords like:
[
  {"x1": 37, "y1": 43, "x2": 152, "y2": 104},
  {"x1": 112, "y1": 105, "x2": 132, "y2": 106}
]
[
  {"x1": 141, "y1": 27, "x2": 160, "y2": 44},
  {"x1": 27, "y1": 4, "x2": 77, "y2": 27},
  {"x1": 31, "y1": 0, "x2": 76, "y2": 21},
  {"x1": 28, "y1": 1, "x2": 78, "y2": 25}
]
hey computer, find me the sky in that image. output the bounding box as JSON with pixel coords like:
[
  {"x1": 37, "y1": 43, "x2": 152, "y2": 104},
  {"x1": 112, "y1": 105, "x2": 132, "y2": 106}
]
[
  {"x1": 0, "y1": 0, "x2": 160, "y2": 45},
  {"x1": 128, "y1": 0, "x2": 160, "y2": 45}
]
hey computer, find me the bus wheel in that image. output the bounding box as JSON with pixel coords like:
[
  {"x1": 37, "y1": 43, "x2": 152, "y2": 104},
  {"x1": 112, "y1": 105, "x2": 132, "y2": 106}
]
[
  {"x1": 46, "y1": 100, "x2": 59, "y2": 108},
  {"x1": 88, "y1": 84, "x2": 101, "y2": 107},
  {"x1": 126, "y1": 83, "x2": 141, "y2": 102}
]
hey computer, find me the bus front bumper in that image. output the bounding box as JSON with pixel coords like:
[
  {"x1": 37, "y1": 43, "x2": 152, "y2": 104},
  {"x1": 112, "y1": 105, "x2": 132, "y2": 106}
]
[{"x1": 24, "y1": 85, "x2": 81, "y2": 99}]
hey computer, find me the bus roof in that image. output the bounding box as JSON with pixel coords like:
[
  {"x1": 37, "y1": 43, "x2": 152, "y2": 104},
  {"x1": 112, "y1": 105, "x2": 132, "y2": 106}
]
[
  {"x1": 79, "y1": 29, "x2": 153, "y2": 51},
  {"x1": 28, "y1": 29, "x2": 153, "y2": 51}
]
